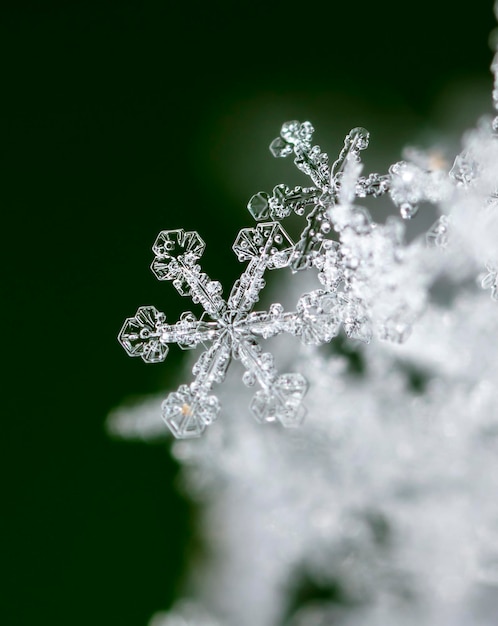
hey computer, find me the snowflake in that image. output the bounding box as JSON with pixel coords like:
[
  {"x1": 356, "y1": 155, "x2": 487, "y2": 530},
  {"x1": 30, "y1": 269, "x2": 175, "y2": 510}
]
[
  {"x1": 248, "y1": 120, "x2": 436, "y2": 344},
  {"x1": 247, "y1": 120, "x2": 391, "y2": 271},
  {"x1": 119, "y1": 222, "x2": 310, "y2": 439}
]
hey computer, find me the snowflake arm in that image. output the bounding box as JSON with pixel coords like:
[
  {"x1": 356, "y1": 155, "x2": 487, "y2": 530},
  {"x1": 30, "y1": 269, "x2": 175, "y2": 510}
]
[
  {"x1": 229, "y1": 221, "x2": 294, "y2": 315},
  {"x1": 162, "y1": 336, "x2": 230, "y2": 439},
  {"x1": 236, "y1": 336, "x2": 307, "y2": 428},
  {"x1": 119, "y1": 306, "x2": 218, "y2": 363},
  {"x1": 151, "y1": 229, "x2": 227, "y2": 320}
]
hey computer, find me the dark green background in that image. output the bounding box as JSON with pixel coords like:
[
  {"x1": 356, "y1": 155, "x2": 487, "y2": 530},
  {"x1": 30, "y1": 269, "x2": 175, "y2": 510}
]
[{"x1": 2, "y1": 1, "x2": 496, "y2": 624}]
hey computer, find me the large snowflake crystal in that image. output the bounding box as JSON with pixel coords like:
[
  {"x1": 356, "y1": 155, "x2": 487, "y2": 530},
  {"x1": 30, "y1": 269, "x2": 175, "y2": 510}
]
[{"x1": 119, "y1": 223, "x2": 309, "y2": 439}]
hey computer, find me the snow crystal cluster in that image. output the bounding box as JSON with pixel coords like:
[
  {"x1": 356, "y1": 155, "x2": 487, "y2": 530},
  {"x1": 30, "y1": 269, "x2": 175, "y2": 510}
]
[{"x1": 110, "y1": 3, "x2": 498, "y2": 625}]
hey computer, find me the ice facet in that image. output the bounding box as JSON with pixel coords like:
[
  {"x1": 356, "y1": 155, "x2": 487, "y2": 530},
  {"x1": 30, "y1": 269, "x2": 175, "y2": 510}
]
[
  {"x1": 297, "y1": 290, "x2": 341, "y2": 345},
  {"x1": 250, "y1": 390, "x2": 275, "y2": 423},
  {"x1": 426, "y1": 216, "x2": 451, "y2": 249},
  {"x1": 450, "y1": 151, "x2": 479, "y2": 187},
  {"x1": 273, "y1": 373, "x2": 308, "y2": 427},
  {"x1": 269, "y1": 137, "x2": 293, "y2": 158},
  {"x1": 232, "y1": 222, "x2": 293, "y2": 268},
  {"x1": 247, "y1": 192, "x2": 270, "y2": 221},
  {"x1": 151, "y1": 229, "x2": 205, "y2": 280},
  {"x1": 162, "y1": 385, "x2": 219, "y2": 439},
  {"x1": 118, "y1": 305, "x2": 169, "y2": 363},
  {"x1": 152, "y1": 229, "x2": 205, "y2": 260},
  {"x1": 250, "y1": 373, "x2": 307, "y2": 427}
]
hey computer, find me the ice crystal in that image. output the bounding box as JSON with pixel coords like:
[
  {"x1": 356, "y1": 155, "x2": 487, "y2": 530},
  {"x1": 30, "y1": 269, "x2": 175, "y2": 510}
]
[
  {"x1": 249, "y1": 121, "x2": 440, "y2": 344},
  {"x1": 248, "y1": 122, "x2": 391, "y2": 272},
  {"x1": 119, "y1": 223, "x2": 310, "y2": 438}
]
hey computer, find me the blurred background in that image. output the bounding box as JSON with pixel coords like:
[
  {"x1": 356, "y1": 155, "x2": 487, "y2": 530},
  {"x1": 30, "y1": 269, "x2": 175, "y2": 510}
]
[{"x1": 2, "y1": 1, "x2": 497, "y2": 624}]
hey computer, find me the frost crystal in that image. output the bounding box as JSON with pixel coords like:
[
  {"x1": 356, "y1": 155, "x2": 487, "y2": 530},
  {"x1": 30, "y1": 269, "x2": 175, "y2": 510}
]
[{"x1": 119, "y1": 223, "x2": 309, "y2": 438}]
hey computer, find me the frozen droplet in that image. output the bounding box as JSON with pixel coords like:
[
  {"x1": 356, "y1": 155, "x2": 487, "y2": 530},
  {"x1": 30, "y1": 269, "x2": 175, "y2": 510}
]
[
  {"x1": 299, "y1": 121, "x2": 314, "y2": 142},
  {"x1": 350, "y1": 126, "x2": 370, "y2": 151},
  {"x1": 269, "y1": 303, "x2": 284, "y2": 317},
  {"x1": 400, "y1": 202, "x2": 418, "y2": 219},
  {"x1": 242, "y1": 371, "x2": 256, "y2": 387},
  {"x1": 280, "y1": 120, "x2": 301, "y2": 143}
]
